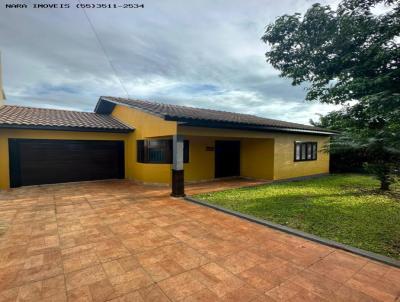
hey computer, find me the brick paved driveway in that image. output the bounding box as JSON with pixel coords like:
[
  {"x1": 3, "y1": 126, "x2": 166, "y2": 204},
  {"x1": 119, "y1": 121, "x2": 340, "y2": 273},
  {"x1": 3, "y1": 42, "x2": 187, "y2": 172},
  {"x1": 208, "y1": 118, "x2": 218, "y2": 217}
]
[{"x1": 0, "y1": 180, "x2": 399, "y2": 302}]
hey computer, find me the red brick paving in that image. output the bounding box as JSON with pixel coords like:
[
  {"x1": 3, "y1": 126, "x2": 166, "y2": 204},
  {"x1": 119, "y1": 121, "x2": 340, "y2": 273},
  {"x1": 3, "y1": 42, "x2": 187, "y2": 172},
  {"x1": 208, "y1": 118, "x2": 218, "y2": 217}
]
[{"x1": 0, "y1": 179, "x2": 399, "y2": 301}]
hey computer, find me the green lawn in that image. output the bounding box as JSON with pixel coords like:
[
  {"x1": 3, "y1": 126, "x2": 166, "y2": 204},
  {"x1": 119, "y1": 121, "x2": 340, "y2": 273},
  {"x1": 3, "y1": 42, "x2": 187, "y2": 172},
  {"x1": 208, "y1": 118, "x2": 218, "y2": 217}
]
[{"x1": 194, "y1": 174, "x2": 400, "y2": 259}]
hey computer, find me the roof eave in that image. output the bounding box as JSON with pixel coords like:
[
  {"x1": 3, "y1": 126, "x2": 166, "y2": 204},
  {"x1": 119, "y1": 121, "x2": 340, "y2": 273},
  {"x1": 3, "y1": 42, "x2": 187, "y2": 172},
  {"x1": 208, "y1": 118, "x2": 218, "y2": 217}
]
[
  {"x1": 0, "y1": 124, "x2": 134, "y2": 133},
  {"x1": 96, "y1": 97, "x2": 337, "y2": 136},
  {"x1": 166, "y1": 116, "x2": 336, "y2": 136}
]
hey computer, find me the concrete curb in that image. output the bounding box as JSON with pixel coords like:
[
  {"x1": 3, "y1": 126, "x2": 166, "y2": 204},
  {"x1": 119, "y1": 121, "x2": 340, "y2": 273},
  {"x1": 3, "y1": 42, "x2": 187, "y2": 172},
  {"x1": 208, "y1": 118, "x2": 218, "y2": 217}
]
[{"x1": 184, "y1": 196, "x2": 400, "y2": 268}]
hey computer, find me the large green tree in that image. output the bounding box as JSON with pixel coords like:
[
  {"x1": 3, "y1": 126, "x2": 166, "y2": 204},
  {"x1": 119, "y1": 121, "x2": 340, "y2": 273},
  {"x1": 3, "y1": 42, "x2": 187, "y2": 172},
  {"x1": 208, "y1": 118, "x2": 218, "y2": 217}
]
[{"x1": 262, "y1": 0, "x2": 400, "y2": 190}]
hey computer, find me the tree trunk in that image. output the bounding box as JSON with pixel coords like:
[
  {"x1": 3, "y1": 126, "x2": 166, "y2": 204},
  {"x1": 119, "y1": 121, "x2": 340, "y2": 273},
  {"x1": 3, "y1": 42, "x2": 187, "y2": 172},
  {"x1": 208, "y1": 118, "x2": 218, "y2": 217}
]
[{"x1": 380, "y1": 180, "x2": 390, "y2": 191}]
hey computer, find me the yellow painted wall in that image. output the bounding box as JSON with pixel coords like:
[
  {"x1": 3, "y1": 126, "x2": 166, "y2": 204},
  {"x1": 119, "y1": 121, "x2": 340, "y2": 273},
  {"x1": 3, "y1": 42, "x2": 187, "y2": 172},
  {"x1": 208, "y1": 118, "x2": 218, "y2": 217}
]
[
  {"x1": 111, "y1": 105, "x2": 177, "y2": 184},
  {"x1": 273, "y1": 134, "x2": 330, "y2": 180},
  {"x1": 0, "y1": 129, "x2": 128, "y2": 190},
  {"x1": 112, "y1": 105, "x2": 177, "y2": 138},
  {"x1": 241, "y1": 138, "x2": 274, "y2": 180},
  {"x1": 184, "y1": 136, "x2": 215, "y2": 181}
]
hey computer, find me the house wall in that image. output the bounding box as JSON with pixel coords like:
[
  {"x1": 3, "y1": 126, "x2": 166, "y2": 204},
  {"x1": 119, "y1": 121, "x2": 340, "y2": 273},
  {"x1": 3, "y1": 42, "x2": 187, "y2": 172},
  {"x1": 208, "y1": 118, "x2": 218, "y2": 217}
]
[
  {"x1": 0, "y1": 129, "x2": 128, "y2": 190},
  {"x1": 179, "y1": 126, "x2": 329, "y2": 181},
  {"x1": 179, "y1": 127, "x2": 276, "y2": 182},
  {"x1": 184, "y1": 136, "x2": 215, "y2": 182},
  {"x1": 111, "y1": 104, "x2": 177, "y2": 184},
  {"x1": 183, "y1": 136, "x2": 274, "y2": 182},
  {"x1": 273, "y1": 134, "x2": 330, "y2": 179},
  {"x1": 110, "y1": 107, "x2": 329, "y2": 183},
  {"x1": 241, "y1": 138, "x2": 274, "y2": 180}
]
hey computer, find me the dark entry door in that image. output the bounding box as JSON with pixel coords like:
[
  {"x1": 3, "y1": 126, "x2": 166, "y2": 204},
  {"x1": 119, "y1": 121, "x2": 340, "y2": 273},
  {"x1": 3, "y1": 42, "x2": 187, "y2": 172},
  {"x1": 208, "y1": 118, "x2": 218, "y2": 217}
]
[
  {"x1": 9, "y1": 139, "x2": 125, "y2": 188},
  {"x1": 215, "y1": 140, "x2": 240, "y2": 178}
]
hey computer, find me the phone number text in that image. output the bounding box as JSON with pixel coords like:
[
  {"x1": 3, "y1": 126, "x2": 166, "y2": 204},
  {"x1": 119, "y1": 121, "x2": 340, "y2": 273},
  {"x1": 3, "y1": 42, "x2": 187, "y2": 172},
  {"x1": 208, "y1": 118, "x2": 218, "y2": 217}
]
[{"x1": 5, "y1": 3, "x2": 144, "y2": 9}]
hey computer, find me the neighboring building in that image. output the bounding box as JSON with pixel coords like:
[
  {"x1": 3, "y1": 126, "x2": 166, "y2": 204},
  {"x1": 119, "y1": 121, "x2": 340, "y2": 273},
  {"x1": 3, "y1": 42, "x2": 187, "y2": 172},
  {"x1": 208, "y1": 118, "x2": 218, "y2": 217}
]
[
  {"x1": 0, "y1": 95, "x2": 335, "y2": 195},
  {"x1": 0, "y1": 52, "x2": 5, "y2": 105}
]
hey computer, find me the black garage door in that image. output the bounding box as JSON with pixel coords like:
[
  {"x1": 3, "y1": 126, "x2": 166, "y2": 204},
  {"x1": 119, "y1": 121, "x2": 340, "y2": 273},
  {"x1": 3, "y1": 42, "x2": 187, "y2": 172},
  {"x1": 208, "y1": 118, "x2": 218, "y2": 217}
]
[{"x1": 9, "y1": 139, "x2": 124, "y2": 188}]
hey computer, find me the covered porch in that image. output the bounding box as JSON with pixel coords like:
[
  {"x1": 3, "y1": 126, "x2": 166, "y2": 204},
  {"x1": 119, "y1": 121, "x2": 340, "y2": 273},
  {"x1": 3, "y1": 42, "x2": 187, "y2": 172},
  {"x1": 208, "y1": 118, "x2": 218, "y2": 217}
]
[{"x1": 170, "y1": 126, "x2": 275, "y2": 197}]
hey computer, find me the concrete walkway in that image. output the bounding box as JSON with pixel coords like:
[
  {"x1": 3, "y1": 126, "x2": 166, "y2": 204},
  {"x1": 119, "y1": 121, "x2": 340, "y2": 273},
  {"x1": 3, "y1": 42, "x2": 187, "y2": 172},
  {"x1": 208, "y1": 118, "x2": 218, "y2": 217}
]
[{"x1": 0, "y1": 180, "x2": 398, "y2": 301}]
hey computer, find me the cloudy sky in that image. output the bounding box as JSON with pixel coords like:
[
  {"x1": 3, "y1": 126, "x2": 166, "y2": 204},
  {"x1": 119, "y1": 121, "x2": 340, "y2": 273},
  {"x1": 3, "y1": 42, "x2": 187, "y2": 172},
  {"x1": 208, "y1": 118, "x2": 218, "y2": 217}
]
[{"x1": 0, "y1": 0, "x2": 341, "y2": 124}]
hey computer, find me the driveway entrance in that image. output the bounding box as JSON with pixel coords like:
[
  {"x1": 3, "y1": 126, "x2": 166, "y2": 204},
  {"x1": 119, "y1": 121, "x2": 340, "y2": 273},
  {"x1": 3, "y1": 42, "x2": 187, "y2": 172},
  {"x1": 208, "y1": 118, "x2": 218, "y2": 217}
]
[{"x1": 0, "y1": 180, "x2": 398, "y2": 301}]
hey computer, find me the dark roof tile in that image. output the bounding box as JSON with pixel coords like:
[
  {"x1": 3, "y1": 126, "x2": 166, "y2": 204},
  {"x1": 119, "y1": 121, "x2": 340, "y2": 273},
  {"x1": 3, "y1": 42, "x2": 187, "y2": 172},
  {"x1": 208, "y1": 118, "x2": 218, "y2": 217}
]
[
  {"x1": 100, "y1": 96, "x2": 334, "y2": 134},
  {"x1": 0, "y1": 105, "x2": 133, "y2": 132}
]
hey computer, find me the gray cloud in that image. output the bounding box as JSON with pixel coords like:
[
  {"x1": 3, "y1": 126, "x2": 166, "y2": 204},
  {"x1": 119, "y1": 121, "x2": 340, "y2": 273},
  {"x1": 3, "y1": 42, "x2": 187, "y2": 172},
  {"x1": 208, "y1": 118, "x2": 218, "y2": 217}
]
[{"x1": 0, "y1": 0, "x2": 340, "y2": 124}]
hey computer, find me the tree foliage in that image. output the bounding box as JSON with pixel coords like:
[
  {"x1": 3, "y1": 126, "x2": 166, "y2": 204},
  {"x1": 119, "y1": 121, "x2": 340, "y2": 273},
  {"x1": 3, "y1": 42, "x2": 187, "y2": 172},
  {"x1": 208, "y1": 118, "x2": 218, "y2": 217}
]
[{"x1": 262, "y1": 0, "x2": 400, "y2": 190}]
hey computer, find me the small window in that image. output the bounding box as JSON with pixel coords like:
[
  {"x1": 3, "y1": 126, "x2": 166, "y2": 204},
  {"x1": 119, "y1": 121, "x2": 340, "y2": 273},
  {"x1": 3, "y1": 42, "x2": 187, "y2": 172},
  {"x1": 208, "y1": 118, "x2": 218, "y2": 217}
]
[
  {"x1": 148, "y1": 140, "x2": 171, "y2": 163},
  {"x1": 294, "y1": 142, "x2": 317, "y2": 162},
  {"x1": 136, "y1": 139, "x2": 189, "y2": 164}
]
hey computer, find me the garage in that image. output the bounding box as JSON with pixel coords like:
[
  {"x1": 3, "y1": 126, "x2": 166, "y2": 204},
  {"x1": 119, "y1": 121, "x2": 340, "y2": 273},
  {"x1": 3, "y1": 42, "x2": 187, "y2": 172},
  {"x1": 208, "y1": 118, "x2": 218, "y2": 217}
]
[{"x1": 9, "y1": 139, "x2": 125, "y2": 188}]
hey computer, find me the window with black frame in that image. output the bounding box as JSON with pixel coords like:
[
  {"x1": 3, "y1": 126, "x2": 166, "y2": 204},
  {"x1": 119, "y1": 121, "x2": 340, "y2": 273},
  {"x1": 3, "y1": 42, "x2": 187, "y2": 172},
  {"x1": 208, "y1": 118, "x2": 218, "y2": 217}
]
[
  {"x1": 137, "y1": 139, "x2": 189, "y2": 163},
  {"x1": 294, "y1": 141, "x2": 317, "y2": 161}
]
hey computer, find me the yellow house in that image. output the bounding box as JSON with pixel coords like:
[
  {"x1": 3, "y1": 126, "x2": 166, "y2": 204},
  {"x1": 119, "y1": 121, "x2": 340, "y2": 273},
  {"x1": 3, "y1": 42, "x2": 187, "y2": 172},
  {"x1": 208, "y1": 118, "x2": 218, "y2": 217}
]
[{"x1": 0, "y1": 95, "x2": 334, "y2": 196}]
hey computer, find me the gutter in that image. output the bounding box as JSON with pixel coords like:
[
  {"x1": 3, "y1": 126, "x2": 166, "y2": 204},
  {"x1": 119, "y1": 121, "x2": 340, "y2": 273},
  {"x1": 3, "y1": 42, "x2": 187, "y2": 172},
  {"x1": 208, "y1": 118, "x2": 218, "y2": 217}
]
[
  {"x1": 165, "y1": 116, "x2": 337, "y2": 136},
  {"x1": 0, "y1": 124, "x2": 134, "y2": 133}
]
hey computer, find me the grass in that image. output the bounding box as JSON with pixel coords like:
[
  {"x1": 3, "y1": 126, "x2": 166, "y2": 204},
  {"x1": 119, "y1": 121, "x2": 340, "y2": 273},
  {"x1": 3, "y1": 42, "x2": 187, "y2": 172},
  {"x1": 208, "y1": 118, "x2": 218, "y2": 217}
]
[{"x1": 194, "y1": 174, "x2": 400, "y2": 260}]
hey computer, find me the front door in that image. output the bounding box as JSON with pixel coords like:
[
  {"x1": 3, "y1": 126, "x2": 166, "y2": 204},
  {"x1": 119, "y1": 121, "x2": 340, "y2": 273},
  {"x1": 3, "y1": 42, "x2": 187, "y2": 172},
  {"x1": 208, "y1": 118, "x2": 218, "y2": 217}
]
[{"x1": 215, "y1": 140, "x2": 240, "y2": 178}]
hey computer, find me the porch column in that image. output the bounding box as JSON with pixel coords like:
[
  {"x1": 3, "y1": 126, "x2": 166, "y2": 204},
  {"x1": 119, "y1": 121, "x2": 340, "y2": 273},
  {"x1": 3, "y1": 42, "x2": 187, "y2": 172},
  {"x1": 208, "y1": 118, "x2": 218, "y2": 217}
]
[{"x1": 171, "y1": 135, "x2": 185, "y2": 197}]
